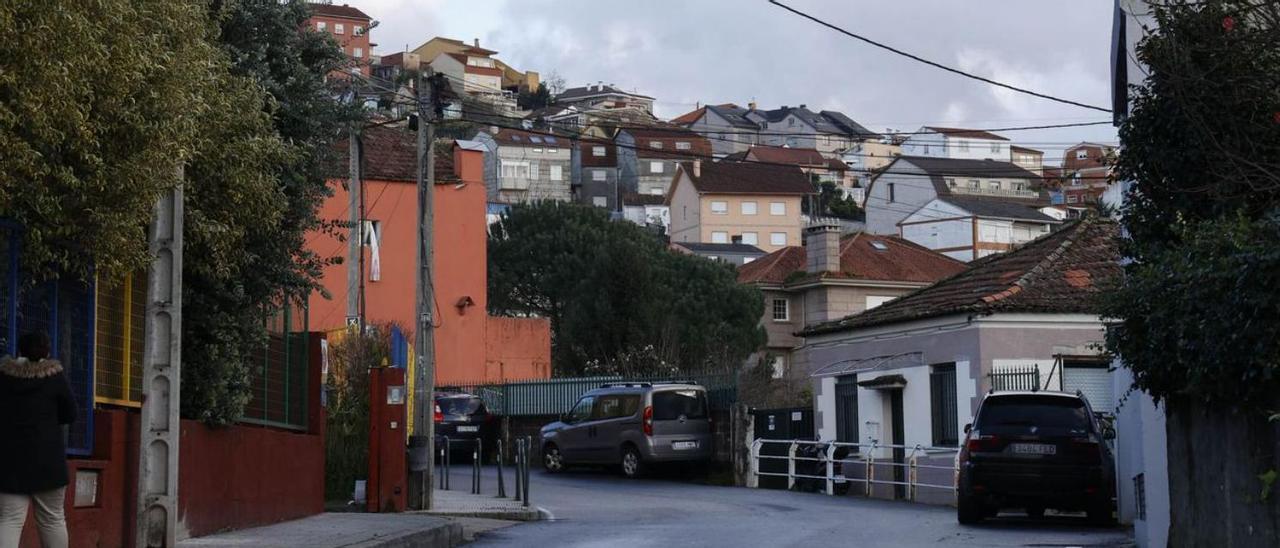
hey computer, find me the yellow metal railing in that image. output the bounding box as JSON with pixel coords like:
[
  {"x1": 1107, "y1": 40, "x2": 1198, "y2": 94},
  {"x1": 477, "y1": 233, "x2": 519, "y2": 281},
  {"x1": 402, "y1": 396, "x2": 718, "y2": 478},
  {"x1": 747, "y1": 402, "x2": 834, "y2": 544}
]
[{"x1": 94, "y1": 274, "x2": 144, "y2": 407}]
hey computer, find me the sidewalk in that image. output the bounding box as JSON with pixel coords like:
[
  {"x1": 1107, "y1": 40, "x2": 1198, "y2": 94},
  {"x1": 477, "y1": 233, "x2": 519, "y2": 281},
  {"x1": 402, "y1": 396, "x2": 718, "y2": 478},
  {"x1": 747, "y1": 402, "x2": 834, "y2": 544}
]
[
  {"x1": 422, "y1": 464, "x2": 547, "y2": 521},
  {"x1": 177, "y1": 513, "x2": 462, "y2": 548}
]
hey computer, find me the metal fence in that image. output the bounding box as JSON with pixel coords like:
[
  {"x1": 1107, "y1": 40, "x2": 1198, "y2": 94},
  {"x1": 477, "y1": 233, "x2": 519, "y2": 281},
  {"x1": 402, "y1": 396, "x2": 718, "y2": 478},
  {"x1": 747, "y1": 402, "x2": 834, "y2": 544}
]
[
  {"x1": 989, "y1": 365, "x2": 1041, "y2": 391},
  {"x1": 442, "y1": 369, "x2": 738, "y2": 417},
  {"x1": 751, "y1": 439, "x2": 958, "y2": 502},
  {"x1": 242, "y1": 298, "x2": 311, "y2": 430},
  {"x1": 94, "y1": 273, "x2": 146, "y2": 406}
]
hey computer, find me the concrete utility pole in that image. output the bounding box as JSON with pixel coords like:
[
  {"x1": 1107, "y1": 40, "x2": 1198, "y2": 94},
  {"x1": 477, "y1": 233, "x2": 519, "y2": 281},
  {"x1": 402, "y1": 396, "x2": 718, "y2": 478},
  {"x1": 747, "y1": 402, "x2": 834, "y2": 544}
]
[
  {"x1": 408, "y1": 70, "x2": 439, "y2": 510},
  {"x1": 135, "y1": 172, "x2": 184, "y2": 548},
  {"x1": 347, "y1": 125, "x2": 362, "y2": 329}
]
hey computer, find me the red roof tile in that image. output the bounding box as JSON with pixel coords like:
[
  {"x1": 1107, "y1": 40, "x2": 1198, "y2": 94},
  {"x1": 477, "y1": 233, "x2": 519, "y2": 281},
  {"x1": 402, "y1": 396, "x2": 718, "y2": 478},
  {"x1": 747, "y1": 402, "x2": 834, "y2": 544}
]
[
  {"x1": 801, "y1": 215, "x2": 1120, "y2": 335},
  {"x1": 745, "y1": 146, "x2": 828, "y2": 166},
  {"x1": 331, "y1": 125, "x2": 458, "y2": 183},
  {"x1": 678, "y1": 161, "x2": 813, "y2": 196},
  {"x1": 623, "y1": 126, "x2": 713, "y2": 159},
  {"x1": 309, "y1": 3, "x2": 372, "y2": 20},
  {"x1": 737, "y1": 235, "x2": 965, "y2": 285},
  {"x1": 670, "y1": 107, "x2": 706, "y2": 126}
]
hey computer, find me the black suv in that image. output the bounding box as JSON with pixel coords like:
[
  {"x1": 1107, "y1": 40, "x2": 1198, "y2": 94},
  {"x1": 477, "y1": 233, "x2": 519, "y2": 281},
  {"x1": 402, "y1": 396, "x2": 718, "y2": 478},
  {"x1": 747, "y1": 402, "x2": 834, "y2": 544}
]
[
  {"x1": 434, "y1": 392, "x2": 497, "y2": 461},
  {"x1": 957, "y1": 391, "x2": 1115, "y2": 524}
]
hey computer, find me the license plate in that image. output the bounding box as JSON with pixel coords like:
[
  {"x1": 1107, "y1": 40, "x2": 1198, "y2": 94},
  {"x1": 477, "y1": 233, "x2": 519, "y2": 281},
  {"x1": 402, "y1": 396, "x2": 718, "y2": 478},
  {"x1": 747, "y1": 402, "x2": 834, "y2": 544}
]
[
  {"x1": 1011, "y1": 443, "x2": 1056, "y2": 455},
  {"x1": 672, "y1": 441, "x2": 698, "y2": 450},
  {"x1": 457, "y1": 425, "x2": 478, "y2": 433}
]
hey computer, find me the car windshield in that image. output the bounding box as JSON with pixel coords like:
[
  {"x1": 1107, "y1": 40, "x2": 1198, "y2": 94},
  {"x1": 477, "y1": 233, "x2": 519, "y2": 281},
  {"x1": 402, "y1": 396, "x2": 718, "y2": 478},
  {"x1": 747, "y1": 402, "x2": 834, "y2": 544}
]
[
  {"x1": 652, "y1": 389, "x2": 707, "y2": 420},
  {"x1": 438, "y1": 396, "x2": 484, "y2": 416},
  {"x1": 977, "y1": 396, "x2": 1091, "y2": 434}
]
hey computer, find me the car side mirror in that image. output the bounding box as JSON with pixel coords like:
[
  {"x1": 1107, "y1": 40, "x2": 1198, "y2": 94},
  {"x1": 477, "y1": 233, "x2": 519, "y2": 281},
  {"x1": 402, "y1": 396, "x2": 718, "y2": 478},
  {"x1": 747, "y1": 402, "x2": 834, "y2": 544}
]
[
  {"x1": 963, "y1": 423, "x2": 972, "y2": 434},
  {"x1": 1103, "y1": 426, "x2": 1116, "y2": 440}
]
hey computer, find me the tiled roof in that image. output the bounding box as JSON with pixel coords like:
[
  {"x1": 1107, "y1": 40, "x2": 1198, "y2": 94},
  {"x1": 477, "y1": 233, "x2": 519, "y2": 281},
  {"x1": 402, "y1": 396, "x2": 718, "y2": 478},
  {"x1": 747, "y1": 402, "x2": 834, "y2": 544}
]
[
  {"x1": 558, "y1": 84, "x2": 654, "y2": 101},
  {"x1": 940, "y1": 196, "x2": 1061, "y2": 223},
  {"x1": 331, "y1": 126, "x2": 458, "y2": 183},
  {"x1": 670, "y1": 107, "x2": 706, "y2": 126},
  {"x1": 801, "y1": 215, "x2": 1120, "y2": 335},
  {"x1": 871, "y1": 156, "x2": 1048, "y2": 203},
  {"x1": 673, "y1": 242, "x2": 765, "y2": 255},
  {"x1": 922, "y1": 126, "x2": 1010, "y2": 141},
  {"x1": 423, "y1": 37, "x2": 498, "y2": 56},
  {"x1": 706, "y1": 104, "x2": 760, "y2": 129},
  {"x1": 737, "y1": 234, "x2": 965, "y2": 285},
  {"x1": 760, "y1": 107, "x2": 878, "y2": 138},
  {"x1": 623, "y1": 127, "x2": 713, "y2": 159},
  {"x1": 746, "y1": 146, "x2": 827, "y2": 166},
  {"x1": 486, "y1": 128, "x2": 569, "y2": 147},
  {"x1": 678, "y1": 161, "x2": 814, "y2": 196},
  {"x1": 309, "y1": 3, "x2": 372, "y2": 20}
]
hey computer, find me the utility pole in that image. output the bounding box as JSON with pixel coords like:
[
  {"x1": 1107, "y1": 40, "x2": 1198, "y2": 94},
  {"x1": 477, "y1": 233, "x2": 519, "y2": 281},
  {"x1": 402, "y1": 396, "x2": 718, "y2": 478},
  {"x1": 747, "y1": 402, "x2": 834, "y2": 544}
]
[
  {"x1": 408, "y1": 70, "x2": 438, "y2": 510},
  {"x1": 136, "y1": 171, "x2": 183, "y2": 548},
  {"x1": 347, "y1": 123, "x2": 362, "y2": 330}
]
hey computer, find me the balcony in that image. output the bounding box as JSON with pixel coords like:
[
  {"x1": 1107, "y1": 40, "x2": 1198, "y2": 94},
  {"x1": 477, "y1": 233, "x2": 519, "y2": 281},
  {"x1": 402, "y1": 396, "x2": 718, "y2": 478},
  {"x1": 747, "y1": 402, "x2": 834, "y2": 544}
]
[{"x1": 949, "y1": 186, "x2": 1039, "y2": 199}]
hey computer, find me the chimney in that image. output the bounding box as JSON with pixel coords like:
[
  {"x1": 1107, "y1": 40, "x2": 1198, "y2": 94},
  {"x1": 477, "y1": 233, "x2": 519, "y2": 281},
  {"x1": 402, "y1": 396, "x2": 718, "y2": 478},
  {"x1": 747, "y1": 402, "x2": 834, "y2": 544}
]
[
  {"x1": 692, "y1": 159, "x2": 701, "y2": 178},
  {"x1": 489, "y1": 125, "x2": 499, "y2": 135},
  {"x1": 805, "y1": 221, "x2": 842, "y2": 274},
  {"x1": 473, "y1": 38, "x2": 479, "y2": 47},
  {"x1": 748, "y1": 101, "x2": 757, "y2": 110}
]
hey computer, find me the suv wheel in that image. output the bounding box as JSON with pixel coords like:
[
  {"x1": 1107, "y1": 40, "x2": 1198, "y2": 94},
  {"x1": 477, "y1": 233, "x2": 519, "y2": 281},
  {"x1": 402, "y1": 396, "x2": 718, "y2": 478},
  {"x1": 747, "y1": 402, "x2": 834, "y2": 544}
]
[
  {"x1": 957, "y1": 495, "x2": 985, "y2": 525},
  {"x1": 620, "y1": 445, "x2": 645, "y2": 479},
  {"x1": 543, "y1": 443, "x2": 565, "y2": 473}
]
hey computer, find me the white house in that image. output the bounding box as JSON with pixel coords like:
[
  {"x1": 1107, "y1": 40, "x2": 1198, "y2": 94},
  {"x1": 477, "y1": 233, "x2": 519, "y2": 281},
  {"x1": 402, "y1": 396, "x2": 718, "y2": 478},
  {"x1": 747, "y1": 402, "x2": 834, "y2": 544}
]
[
  {"x1": 472, "y1": 127, "x2": 573, "y2": 203},
  {"x1": 798, "y1": 216, "x2": 1120, "y2": 503},
  {"x1": 899, "y1": 126, "x2": 1011, "y2": 161},
  {"x1": 864, "y1": 155, "x2": 1046, "y2": 235},
  {"x1": 898, "y1": 196, "x2": 1062, "y2": 261}
]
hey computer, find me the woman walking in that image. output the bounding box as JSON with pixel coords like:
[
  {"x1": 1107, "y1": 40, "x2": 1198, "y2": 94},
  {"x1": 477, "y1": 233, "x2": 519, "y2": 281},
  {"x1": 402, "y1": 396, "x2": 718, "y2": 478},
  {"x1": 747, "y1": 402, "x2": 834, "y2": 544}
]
[{"x1": 0, "y1": 332, "x2": 75, "y2": 548}]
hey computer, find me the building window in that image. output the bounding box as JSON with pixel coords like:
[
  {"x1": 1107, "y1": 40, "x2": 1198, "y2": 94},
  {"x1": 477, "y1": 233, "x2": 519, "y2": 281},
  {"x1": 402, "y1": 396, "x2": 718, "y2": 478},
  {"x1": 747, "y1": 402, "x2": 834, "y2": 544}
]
[
  {"x1": 334, "y1": 23, "x2": 345, "y2": 35},
  {"x1": 922, "y1": 144, "x2": 929, "y2": 154},
  {"x1": 499, "y1": 160, "x2": 530, "y2": 179},
  {"x1": 770, "y1": 355, "x2": 785, "y2": 379},
  {"x1": 711, "y1": 231, "x2": 729, "y2": 244},
  {"x1": 549, "y1": 165, "x2": 563, "y2": 181},
  {"x1": 1012, "y1": 182, "x2": 1026, "y2": 191},
  {"x1": 771, "y1": 298, "x2": 789, "y2": 321},
  {"x1": 710, "y1": 201, "x2": 728, "y2": 214},
  {"x1": 1076, "y1": 149, "x2": 1089, "y2": 160},
  {"x1": 770, "y1": 232, "x2": 786, "y2": 246},
  {"x1": 650, "y1": 141, "x2": 663, "y2": 149},
  {"x1": 930, "y1": 363, "x2": 959, "y2": 447},
  {"x1": 741, "y1": 232, "x2": 758, "y2": 245},
  {"x1": 676, "y1": 141, "x2": 692, "y2": 150},
  {"x1": 650, "y1": 161, "x2": 664, "y2": 174},
  {"x1": 835, "y1": 375, "x2": 859, "y2": 442},
  {"x1": 547, "y1": 147, "x2": 558, "y2": 154},
  {"x1": 592, "y1": 196, "x2": 608, "y2": 207},
  {"x1": 593, "y1": 146, "x2": 606, "y2": 157},
  {"x1": 887, "y1": 183, "x2": 896, "y2": 203},
  {"x1": 532, "y1": 147, "x2": 543, "y2": 154},
  {"x1": 354, "y1": 25, "x2": 364, "y2": 36},
  {"x1": 990, "y1": 142, "x2": 1001, "y2": 153},
  {"x1": 958, "y1": 140, "x2": 969, "y2": 152},
  {"x1": 741, "y1": 201, "x2": 758, "y2": 215},
  {"x1": 529, "y1": 161, "x2": 540, "y2": 180},
  {"x1": 946, "y1": 178, "x2": 956, "y2": 187},
  {"x1": 648, "y1": 187, "x2": 663, "y2": 196},
  {"x1": 592, "y1": 169, "x2": 606, "y2": 182},
  {"x1": 769, "y1": 202, "x2": 785, "y2": 216},
  {"x1": 987, "y1": 181, "x2": 1000, "y2": 190},
  {"x1": 353, "y1": 47, "x2": 363, "y2": 58},
  {"x1": 968, "y1": 180, "x2": 980, "y2": 189},
  {"x1": 316, "y1": 21, "x2": 327, "y2": 31},
  {"x1": 1067, "y1": 194, "x2": 1079, "y2": 204}
]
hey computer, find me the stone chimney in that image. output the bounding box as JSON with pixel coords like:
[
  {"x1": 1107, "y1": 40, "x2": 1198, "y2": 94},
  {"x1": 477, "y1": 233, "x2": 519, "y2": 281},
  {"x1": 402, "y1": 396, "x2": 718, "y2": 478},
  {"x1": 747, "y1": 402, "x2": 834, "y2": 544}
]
[
  {"x1": 805, "y1": 221, "x2": 842, "y2": 274},
  {"x1": 473, "y1": 38, "x2": 480, "y2": 47}
]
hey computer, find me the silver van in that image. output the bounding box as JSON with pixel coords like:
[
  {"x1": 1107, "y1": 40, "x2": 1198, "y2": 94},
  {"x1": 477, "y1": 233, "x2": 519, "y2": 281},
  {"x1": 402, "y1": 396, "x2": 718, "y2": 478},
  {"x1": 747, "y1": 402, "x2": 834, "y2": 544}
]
[{"x1": 539, "y1": 382, "x2": 713, "y2": 478}]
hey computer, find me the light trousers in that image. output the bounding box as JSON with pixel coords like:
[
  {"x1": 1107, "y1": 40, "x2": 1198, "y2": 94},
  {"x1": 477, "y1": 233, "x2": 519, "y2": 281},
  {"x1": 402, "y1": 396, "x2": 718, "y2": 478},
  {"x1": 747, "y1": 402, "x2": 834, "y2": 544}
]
[{"x1": 0, "y1": 488, "x2": 68, "y2": 548}]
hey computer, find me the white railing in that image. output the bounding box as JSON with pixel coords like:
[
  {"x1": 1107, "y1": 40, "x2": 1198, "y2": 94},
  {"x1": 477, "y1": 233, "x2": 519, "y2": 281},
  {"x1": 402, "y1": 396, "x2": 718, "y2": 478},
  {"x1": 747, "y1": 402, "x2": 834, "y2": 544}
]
[{"x1": 750, "y1": 439, "x2": 958, "y2": 501}]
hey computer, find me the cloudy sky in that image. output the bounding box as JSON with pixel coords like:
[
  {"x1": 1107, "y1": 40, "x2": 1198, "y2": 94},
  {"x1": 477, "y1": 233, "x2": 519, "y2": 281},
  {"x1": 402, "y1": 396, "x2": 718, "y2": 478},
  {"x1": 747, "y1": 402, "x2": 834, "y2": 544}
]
[{"x1": 355, "y1": 0, "x2": 1119, "y2": 162}]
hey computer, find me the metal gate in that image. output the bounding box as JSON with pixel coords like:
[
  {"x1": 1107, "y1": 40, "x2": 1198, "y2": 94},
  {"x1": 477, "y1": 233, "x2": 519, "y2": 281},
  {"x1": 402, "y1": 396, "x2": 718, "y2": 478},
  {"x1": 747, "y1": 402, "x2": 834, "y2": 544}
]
[
  {"x1": 752, "y1": 407, "x2": 814, "y2": 490},
  {"x1": 834, "y1": 377, "x2": 858, "y2": 443},
  {"x1": 1064, "y1": 363, "x2": 1114, "y2": 414}
]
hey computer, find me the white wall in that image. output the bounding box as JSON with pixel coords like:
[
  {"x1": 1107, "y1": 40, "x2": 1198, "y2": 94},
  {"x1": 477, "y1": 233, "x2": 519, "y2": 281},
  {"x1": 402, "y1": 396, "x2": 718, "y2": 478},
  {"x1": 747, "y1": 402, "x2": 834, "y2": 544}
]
[
  {"x1": 899, "y1": 129, "x2": 946, "y2": 158},
  {"x1": 816, "y1": 376, "x2": 838, "y2": 441},
  {"x1": 947, "y1": 137, "x2": 1009, "y2": 161},
  {"x1": 865, "y1": 161, "x2": 939, "y2": 234},
  {"x1": 976, "y1": 219, "x2": 1013, "y2": 244},
  {"x1": 900, "y1": 199, "x2": 973, "y2": 252}
]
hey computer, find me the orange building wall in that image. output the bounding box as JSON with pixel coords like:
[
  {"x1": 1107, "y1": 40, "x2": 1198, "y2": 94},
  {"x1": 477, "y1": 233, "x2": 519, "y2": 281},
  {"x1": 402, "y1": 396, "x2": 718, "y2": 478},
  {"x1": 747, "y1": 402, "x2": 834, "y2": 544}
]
[
  {"x1": 484, "y1": 317, "x2": 552, "y2": 381},
  {"x1": 307, "y1": 144, "x2": 548, "y2": 384}
]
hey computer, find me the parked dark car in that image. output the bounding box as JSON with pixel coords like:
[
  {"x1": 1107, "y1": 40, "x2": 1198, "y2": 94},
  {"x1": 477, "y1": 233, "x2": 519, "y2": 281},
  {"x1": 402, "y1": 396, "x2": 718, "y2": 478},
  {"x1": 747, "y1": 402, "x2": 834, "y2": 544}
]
[
  {"x1": 434, "y1": 392, "x2": 497, "y2": 461},
  {"x1": 957, "y1": 391, "x2": 1115, "y2": 525}
]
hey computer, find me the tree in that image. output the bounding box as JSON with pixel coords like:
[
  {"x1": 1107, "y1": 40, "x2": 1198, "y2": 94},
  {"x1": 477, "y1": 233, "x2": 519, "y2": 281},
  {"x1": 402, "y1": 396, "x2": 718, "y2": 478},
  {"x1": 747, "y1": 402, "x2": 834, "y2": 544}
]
[
  {"x1": 802, "y1": 175, "x2": 863, "y2": 221},
  {"x1": 180, "y1": 0, "x2": 363, "y2": 424},
  {"x1": 518, "y1": 83, "x2": 553, "y2": 111},
  {"x1": 1101, "y1": 1, "x2": 1280, "y2": 412},
  {"x1": 488, "y1": 203, "x2": 765, "y2": 376},
  {"x1": 544, "y1": 71, "x2": 567, "y2": 97}
]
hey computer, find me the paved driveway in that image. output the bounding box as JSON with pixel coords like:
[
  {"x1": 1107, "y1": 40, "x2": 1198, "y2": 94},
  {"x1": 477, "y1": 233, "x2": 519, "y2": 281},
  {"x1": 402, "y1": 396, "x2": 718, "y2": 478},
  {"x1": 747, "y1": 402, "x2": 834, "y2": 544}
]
[{"x1": 466, "y1": 467, "x2": 1133, "y2": 547}]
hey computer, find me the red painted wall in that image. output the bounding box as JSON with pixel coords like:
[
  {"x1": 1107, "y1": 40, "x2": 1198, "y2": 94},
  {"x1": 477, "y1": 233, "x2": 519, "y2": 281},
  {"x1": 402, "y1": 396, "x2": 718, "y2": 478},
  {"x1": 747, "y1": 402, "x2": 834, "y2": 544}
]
[{"x1": 306, "y1": 144, "x2": 551, "y2": 384}]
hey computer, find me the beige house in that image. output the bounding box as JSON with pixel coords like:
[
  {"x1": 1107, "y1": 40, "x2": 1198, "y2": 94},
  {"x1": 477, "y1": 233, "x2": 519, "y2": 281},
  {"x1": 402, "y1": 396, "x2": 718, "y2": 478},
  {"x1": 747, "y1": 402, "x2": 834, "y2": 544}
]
[
  {"x1": 737, "y1": 222, "x2": 966, "y2": 377},
  {"x1": 666, "y1": 161, "x2": 813, "y2": 253},
  {"x1": 411, "y1": 37, "x2": 539, "y2": 92}
]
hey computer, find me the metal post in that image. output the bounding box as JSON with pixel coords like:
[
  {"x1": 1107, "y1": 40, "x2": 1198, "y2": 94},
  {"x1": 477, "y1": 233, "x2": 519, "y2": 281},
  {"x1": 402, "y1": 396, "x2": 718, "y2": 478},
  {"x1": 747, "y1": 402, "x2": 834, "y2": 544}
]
[
  {"x1": 443, "y1": 437, "x2": 450, "y2": 491},
  {"x1": 496, "y1": 439, "x2": 506, "y2": 498},
  {"x1": 438, "y1": 445, "x2": 445, "y2": 489},
  {"x1": 135, "y1": 174, "x2": 183, "y2": 548},
  {"x1": 825, "y1": 443, "x2": 836, "y2": 496},
  {"x1": 786, "y1": 442, "x2": 797, "y2": 491},
  {"x1": 909, "y1": 451, "x2": 919, "y2": 502},
  {"x1": 409, "y1": 70, "x2": 440, "y2": 510},
  {"x1": 522, "y1": 436, "x2": 530, "y2": 508},
  {"x1": 866, "y1": 442, "x2": 876, "y2": 498},
  {"x1": 472, "y1": 445, "x2": 479, "y2": 494},
  {"x1": 514, "y1": 439, "x2": 523, "y2": 502}
]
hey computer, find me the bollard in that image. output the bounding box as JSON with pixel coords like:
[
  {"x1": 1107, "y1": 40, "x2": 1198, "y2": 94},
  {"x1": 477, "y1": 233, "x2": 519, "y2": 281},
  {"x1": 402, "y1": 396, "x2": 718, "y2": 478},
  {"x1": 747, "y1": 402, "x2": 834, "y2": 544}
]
[
  {"x1": 472, "y1": 444, "x2": 479, "y2": 495},
  {"x1": 514, "y1": 439, "x2": 524, "y2": 502},
  {"x1": 444, "y1": 437, "x2": 451, "y2": 491},
  {"x1": 439, "y1": 445, "x2": 446, "y2": 490},
  {"x1": 522, "y1": 436, "x2": 531, "y2": 508},
  {"x1": 477, "y1": 441, "x2": 484, "y2": 495},
  {"x1": 496, "y1": 439, "x2": 507, "y2": 498}
]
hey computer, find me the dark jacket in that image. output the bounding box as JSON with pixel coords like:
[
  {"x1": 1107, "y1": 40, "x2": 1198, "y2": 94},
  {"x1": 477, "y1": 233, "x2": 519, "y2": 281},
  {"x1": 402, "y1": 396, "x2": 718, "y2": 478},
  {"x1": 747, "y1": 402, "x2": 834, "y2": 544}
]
[{"x1": 0, "y1": 357, "x2": 76, "y2": 494}]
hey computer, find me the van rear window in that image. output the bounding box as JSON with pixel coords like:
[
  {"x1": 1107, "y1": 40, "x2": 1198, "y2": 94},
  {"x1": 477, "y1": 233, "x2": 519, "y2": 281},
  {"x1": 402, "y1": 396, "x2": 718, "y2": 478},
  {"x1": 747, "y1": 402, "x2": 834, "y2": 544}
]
[{"x1": 652, "y1": 390, "x2": 707, "y2": 420}]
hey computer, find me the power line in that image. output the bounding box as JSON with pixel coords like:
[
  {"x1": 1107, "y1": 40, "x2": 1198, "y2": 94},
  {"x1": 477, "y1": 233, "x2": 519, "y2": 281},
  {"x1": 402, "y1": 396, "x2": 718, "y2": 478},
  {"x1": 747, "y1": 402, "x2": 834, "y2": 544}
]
[{"x1": 766, "y1": 0, "x2": 1113, "y2": 114}]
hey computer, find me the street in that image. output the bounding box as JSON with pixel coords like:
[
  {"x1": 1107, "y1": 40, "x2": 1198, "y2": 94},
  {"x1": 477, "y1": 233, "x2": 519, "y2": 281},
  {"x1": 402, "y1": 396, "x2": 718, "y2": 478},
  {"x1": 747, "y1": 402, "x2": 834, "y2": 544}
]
[{"x1": 465, "y1": 466, "x2": 1133, "y2": 547}]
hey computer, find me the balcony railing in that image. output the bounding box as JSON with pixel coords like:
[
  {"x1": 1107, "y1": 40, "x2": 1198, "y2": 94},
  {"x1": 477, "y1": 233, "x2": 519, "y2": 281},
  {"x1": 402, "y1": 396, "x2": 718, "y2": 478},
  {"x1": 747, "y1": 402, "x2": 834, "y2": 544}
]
[{"x1": 949, "y1": 186, "x2": 1039, "y2": 199}]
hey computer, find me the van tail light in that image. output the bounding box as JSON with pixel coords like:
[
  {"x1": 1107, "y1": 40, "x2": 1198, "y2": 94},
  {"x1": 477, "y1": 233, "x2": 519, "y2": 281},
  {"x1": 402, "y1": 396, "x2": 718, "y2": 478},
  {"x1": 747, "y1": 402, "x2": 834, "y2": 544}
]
[
  {"x1": 643, "y1": 406, "x2": 653, "y2": 437},
  {"x1": 434, "y1": 404, "x2": 443, "y2": 423},
  {"x1": 1070, "y1": 438, "x2": 1101, "y2": 463},
  {"x1": 965, "y1": 434, "x2": 1001, "y2": 453}
]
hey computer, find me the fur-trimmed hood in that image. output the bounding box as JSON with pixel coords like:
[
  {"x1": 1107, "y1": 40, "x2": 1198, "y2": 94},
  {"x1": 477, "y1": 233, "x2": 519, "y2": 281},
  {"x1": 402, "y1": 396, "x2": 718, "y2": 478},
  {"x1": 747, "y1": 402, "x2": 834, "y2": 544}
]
[{"x1": 0, "y1": 356, "x2": 64, "y2": 379}]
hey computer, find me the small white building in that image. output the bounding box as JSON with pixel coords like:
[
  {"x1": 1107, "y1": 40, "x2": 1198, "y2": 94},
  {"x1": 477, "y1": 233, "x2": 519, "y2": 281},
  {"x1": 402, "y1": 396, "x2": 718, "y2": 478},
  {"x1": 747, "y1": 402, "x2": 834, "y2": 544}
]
[
  {"x1": 898, "y1": 196, "x2": 1062, "y2": 261},
  {"x1": 899, "y1": 127, "x2": 1012, "y2": 161},
  {"x1": 472, "y1": 127, "x2": 573, "y2": 203},
  {"x1": 864, "y1": 155, "x2": 1046, "y2": 236}
]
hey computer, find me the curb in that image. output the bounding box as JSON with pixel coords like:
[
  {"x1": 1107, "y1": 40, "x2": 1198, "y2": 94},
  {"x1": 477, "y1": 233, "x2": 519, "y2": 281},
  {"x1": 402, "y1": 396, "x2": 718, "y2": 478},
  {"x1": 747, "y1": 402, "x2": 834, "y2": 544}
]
[
  {"x1": 346, "y1": 521, "x2": 464, "y2": 548},
  {"x1": 421, "y1": 506, "x2": 547, "y2": 522}
]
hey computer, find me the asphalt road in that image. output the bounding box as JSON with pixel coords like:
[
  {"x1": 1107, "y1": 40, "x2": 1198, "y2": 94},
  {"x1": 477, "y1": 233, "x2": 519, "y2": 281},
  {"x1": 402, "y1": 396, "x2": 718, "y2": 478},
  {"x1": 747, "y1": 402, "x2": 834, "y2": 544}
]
[{"x1": 466, "y1": 466, "x2": 1133, "y2": 548}]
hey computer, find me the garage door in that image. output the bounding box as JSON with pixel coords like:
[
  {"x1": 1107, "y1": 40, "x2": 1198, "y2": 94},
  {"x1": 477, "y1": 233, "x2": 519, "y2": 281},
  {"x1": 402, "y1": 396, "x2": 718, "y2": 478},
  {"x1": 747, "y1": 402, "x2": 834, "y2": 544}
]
[{"x1": 1064, "y1": 365, "x2": 1114, "y2": 414}]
